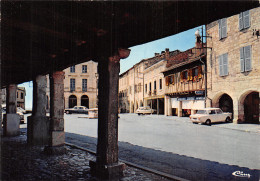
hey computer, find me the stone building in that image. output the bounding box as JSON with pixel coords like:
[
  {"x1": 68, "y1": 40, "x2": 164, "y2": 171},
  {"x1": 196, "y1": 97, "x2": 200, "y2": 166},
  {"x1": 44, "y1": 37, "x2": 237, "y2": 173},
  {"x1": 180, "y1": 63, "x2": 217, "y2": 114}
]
[
  {"x1": 47, "y1": 61, "x2": 98, "y2": 109},
  {"x1": 1, "y1": 87, "x2": 26, "y2": 109},
  {"x1": 162, "y1": 39, "x2": 206, "y2": 117},
  {"x1": 206, "y1": 7, "x2": 260, "y2": 124},
  {"x1": 119, "y1": 49, "x2": 180, "y2": 114}
]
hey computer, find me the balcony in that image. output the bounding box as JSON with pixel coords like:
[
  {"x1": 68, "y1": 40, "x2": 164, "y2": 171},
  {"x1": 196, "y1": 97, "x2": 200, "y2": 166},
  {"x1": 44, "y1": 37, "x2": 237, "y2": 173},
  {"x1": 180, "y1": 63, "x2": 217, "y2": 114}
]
[{"x1": 165, "y1": 77, "x2": 205, "y2": 95}]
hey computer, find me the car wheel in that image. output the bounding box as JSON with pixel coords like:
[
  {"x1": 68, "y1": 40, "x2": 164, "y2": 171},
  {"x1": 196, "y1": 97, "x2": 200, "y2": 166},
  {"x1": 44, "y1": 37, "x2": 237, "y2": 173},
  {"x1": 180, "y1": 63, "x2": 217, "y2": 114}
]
[
  {"x1": 225, "y1": 117, "x2": 231, "y2": 123},
  {"x1": 193, "y1": 122, "x2": 198, "y2": 124},
  {"x1": 205, "y1": 119, "x2": 211, "y2": 126},
  {"x1": 65, "y1": 111, "x2": 70, "y2": 114},
  {"x1": 138, "y1": 113, "x2": 141, "y2": 116}
]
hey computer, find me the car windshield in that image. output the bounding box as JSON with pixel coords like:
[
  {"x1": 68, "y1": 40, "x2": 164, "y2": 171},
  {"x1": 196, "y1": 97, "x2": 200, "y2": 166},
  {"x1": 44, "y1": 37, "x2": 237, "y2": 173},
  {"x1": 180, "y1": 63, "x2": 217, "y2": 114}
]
[{"x1": 196, "y1": 110, "x2": 207, "y2": 114}]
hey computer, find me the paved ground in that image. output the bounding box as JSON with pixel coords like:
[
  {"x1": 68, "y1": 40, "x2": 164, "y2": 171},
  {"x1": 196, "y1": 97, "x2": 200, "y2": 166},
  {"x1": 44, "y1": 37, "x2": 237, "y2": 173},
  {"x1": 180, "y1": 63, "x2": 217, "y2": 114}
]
[
  {"x1": 19, "y1": 113, "x2": 260, "y2": 180},
  {"x1": 0, "y1": 129, "x2": 171, "y2": 181}
]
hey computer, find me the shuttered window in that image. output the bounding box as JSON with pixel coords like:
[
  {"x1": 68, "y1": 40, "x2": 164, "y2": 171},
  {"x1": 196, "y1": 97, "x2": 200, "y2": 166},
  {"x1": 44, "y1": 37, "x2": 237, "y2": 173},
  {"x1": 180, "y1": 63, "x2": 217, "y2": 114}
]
[
  {"x1": 70, "y1": 79, "x2": 75, "y2": 91},
  {"x1": 159, "y1": 79, "x2": 162, "y2": 89},
  {"x1": 219, "y1": 53, "x2": 228, "y2": 76},
  {"x1": 165, "y1": 76, "x2": 169, "y2": 86},
  {"x1": 70, "y1": 65, "x2": 75, "y2": 73},
  {"x1": 239, "y1": 10, "x2": 250, "y2": 31},
  {"x1": 219, "y1": 18, "x2": 227, "y2": 39},
  {"x1": 82, "y1": 79, "x2": 87, "y2": 92},
  {"x1": 240, "y1": 45, "x2": 252, "y2": 72}
]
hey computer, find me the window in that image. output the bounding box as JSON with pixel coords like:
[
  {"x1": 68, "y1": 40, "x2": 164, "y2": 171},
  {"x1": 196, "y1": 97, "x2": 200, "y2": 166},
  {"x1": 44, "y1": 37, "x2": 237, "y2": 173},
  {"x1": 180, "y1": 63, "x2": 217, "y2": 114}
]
[
  {"x1": 159, "y1": 79, "x2": 162, "y2": 89},
  {"x1": 218, "y1": 18, "x2": 227, "y2": 39},
  {"x1": 219, "y1": 53, "x2": 229, "y2": 76},
  {"x1": 145, "y1": 84, "x2": 147, "y2": 93},
  {"x1": 70, "y1": 65, "x2": 75, "y2": 73},
  {"x1": 240, "y1": 45, "x2": 252, "y2": 72},
  {"x1": 149, "y1": 82, "x2": 151, "y2": 91},
  {"x1": 21, "y1": 93, "x2": 24, "y2": 99},
  {"x1": 192, "y1": 67, "x2": 199, "y2": 77},
  {"x1": 82, "y1": 79, "x2": 87, "y2": 92},
  {"x1": 154, "y1": 81, "x2": 156, "y2": 90},
  {"x1": 239, "y1": 10, "x2": 250, "y2": 30},
  {"x1": 82, "y1": 65, "x2": 87, "y2": 73},
  {"x1": 169, "y1": 75, "x2": 174, "y2": 84},
  {"x1": 181, "y1": 71, "x2": 188, "y2": 81},
  {"x1": 70, "y1": 79, "x2": 75, "y2": 91},
  {"x1": 17, "y1": 92, "x2": 19, "y2": 98}
]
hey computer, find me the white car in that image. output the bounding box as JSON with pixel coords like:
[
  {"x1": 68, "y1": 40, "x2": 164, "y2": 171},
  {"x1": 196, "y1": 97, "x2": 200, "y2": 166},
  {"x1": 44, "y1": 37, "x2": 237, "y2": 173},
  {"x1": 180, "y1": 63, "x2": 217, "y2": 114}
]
[
  {"x1": 190, "y1": 108, "x2": 232, "y2": 125},
  {"x1": 136, "y1": 106, "x2": 155, "y2": 115},
  {"x1": 17, "y1": 107, "x2": 26, "y2": 114}
]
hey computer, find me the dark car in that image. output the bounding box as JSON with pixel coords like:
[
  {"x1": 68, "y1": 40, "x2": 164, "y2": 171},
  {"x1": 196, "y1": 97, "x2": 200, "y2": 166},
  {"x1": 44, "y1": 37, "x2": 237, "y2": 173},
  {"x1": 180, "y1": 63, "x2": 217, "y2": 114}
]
[{"x1": 65, "y1": 106, "x2": 88, "y2": 114}]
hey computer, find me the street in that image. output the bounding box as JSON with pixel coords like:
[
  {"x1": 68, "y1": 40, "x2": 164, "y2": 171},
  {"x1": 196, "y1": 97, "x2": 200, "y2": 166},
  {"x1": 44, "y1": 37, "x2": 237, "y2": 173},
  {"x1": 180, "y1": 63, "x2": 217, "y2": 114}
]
[{"x1": 63, "y1": 113, "x2": 260, "y2": 180}]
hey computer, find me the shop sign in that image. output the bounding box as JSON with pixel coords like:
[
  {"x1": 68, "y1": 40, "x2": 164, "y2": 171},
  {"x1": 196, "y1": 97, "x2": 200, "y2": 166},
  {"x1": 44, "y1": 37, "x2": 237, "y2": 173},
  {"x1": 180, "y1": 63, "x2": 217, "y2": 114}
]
[
  {"x1": 195, "y1": 97, "x2": 205, "y2": 100},
  {"x1": 177, "y1": 97, "x2": 187, "y2": 101},
  {"x1": 195, "y1": 91, "x2": 204, "y2": 95},
  {"x1": 187, "y1": 97, "x2": 195, "y2": 100}
]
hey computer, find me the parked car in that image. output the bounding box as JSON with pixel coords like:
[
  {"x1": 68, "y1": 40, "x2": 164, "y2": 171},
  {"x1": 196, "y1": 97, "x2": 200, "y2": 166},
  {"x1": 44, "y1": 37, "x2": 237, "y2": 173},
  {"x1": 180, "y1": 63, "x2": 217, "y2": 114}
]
[
  {"x1": 17, "y1": 107, "x2": 26, "y2": 114},
  {"x1": 189, "y1": 108, "x2": 232, "y2": 126},
  {"x1": 65, "y1": 106, "x2": 88, "y2": 114},
  {"x1": 136, "y1": 106, "x2": 155, "y2": 115}
]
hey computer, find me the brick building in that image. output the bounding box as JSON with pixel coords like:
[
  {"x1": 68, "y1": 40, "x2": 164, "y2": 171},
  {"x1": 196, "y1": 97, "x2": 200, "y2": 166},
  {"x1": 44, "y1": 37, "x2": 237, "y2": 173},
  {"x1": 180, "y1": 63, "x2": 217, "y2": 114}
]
[{"x1": 206, "y1": 7, "x2": 260, "y2": 124}]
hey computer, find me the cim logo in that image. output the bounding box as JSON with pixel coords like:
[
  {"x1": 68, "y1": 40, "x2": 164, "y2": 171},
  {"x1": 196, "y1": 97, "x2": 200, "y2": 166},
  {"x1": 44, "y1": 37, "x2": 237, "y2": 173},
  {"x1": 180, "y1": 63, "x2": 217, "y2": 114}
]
[{"x1": 232, "y1": 171, "x2": 251, "y2": 178}]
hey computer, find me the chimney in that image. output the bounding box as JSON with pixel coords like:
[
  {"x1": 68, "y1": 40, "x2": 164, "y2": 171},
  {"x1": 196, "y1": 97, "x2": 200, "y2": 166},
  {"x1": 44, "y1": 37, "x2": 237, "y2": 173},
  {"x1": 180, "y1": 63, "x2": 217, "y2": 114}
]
[
  {"x1": 161, "y1": 51, "x2": 165, "y2": 54},
  {"x1": 165, "y1": 48, "x2": 169, "y2": 60},
  {"x1": 154, "y1": 53, "x2": 159, "y2": 56}
]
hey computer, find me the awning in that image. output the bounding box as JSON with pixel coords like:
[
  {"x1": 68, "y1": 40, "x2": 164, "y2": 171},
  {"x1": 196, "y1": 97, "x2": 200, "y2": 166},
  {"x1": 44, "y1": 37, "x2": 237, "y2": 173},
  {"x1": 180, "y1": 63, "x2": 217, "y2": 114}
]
[
  {"x1": 192, "y1": 100, "x2": 205, "y2": 110},
  {"x1": 171, "y1": 98, "x2": 178, "y2": 108}
]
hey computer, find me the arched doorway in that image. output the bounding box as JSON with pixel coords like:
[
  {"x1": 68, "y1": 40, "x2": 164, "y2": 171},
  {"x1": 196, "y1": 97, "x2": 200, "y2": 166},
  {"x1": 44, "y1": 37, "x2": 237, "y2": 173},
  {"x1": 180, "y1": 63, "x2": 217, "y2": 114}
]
[
  {"x1": 69, "y1": 95, "x2": 77, "y2": 108},
  {"x1": 219, "y1": 94, "x2": 233, "y2": 119},
  {"x1": 81, "y1": 95, "x2": 89, "y2": 108},
  {"x1": 244, "y1": 91, "x2": 259, "y2": 124}
]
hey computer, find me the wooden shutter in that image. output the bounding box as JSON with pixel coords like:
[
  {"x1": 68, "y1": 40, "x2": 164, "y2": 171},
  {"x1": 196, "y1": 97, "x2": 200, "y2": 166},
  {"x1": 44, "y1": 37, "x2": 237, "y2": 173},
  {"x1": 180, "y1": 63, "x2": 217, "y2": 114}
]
[
  {"x1": 218, "y1": 20, "x2": 222, "y2": 39},
  {"x1": 198, "y1": 66, "x2": 202, "y2": 78},
  {"x1": 171, "y1": 75, "x2": 175, "y2": 85},
  {"x1": 165, "y1": 76, "x2": 169, "y2": 86},
  {"x1": 219, "y1": 55, "x2": 223, "y2": 76},
  {"x1": 223, "y1": 53, "x2": 228, "y2": 76},
  {"x1": 188, "y1": 69, "x2": 192, "y2": 81},
  {"x1": 222, "y1": 18, "x2": 227, "y2": 38},
  {"x1": 240, "y1": 47, "x2": 245, "y2": 72},
  {"x1": 243, "y1": 10, "x2": 250, "y2": 29},
  {"x1": 244, "y1": 45, "x2": 251, "y2": 71},
  {"x1": 239, "y1": 12, "x2": 243, "y2": 30},
  {"x1": 180, "y1": 72, "x2": 183, "y2": 82}
]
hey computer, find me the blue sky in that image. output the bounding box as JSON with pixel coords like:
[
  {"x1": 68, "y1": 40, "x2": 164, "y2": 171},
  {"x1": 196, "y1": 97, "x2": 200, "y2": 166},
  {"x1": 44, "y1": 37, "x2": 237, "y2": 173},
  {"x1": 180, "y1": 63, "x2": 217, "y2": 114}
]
[{"x1": 19, "y1": 26, "x2": 202, "y2": 109}]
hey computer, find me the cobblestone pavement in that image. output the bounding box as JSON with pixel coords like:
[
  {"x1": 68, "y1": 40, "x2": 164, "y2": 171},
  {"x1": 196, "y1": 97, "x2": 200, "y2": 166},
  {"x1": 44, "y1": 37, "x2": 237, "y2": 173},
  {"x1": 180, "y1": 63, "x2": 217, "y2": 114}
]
[{"x1": 0, "y1": 131, "x2": 171, "y2": 181}]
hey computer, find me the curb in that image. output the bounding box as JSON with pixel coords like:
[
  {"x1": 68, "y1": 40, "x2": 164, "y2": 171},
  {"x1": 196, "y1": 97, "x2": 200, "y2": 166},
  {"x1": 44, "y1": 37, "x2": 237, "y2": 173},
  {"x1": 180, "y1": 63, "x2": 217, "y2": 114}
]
[{"x1": 65, "y1": 142, "x2": 189, "y2": 181}]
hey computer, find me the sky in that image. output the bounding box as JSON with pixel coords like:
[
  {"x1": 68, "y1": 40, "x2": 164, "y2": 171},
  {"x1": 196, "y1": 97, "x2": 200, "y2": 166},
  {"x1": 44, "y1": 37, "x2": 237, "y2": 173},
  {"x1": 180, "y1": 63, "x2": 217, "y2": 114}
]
[{"x1": 19, "y1": 26, "x2": 202, "y2": 110}]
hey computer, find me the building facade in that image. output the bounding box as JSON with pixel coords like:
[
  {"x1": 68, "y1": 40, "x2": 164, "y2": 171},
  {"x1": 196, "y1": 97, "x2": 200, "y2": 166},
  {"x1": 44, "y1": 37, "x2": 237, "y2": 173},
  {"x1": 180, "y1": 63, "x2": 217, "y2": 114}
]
[
  {"x1": 1, "y1": 87, "x2": 26, "y2": 109},
  {"x1": 206, "y1": 7, "x2": 260, "y2": 124},
  {"x1": 163, "y1": 39, "x2": 206, "y2": 117},
  {"x1": 119, "y1": 49, "x2": 180, "y2": 114},
  {"x1": 47, "y1": 60, "x2": 98, "y2": 109}
]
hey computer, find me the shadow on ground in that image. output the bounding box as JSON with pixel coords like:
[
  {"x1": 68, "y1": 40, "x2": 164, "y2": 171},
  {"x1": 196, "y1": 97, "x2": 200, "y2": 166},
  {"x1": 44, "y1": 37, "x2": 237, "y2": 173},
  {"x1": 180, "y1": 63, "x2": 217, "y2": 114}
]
[{"x1": 66, "y1": 132, "x2": 260, "y2": 181}]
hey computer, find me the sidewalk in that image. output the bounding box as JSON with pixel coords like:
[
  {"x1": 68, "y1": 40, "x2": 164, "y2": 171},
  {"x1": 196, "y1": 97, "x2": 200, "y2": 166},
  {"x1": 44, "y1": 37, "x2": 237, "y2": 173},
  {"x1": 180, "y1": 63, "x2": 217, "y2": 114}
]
[
  {"x1": 146, "y1": 114, "x2": 260, "y2": 134},
  {"x1": 0, "y1": 130, "x2": 171, "y2": 181}
]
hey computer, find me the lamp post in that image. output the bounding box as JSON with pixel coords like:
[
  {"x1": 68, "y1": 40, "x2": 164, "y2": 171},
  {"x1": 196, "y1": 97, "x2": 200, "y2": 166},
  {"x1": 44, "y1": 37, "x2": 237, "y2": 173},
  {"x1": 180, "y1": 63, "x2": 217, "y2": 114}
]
[{"x1": 95, "y1": 73, "x2": 99, "y2": 108}]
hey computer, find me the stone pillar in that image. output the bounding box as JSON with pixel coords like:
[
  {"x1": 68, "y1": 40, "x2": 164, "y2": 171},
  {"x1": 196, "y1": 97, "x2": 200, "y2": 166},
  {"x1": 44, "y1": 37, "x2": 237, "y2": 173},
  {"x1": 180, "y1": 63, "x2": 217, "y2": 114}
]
[
  {"x1": 4, "y1": 84, "x2": 20, "y2": 136},
  {"x1": 44, "y1": 71, "x2": 65, "y2": 154},
  {"x1": 168, "y1": 97, "x2": 172, "y2": 116},
  {"x1": 178, "y1": 101, "x2": 182, "y2": 117},
  {"x1": 164, "y1": 96, "x2": 168, "y2": 116},
  {"x1": 233, "y1": 99, "x2": 240, "y2": 124},
  {"x1": 28, "y1": 75, "x2": 49, "y2": 145},
  {"x1": 90, "y1": 48, "x2": 130, "y2": 179}
]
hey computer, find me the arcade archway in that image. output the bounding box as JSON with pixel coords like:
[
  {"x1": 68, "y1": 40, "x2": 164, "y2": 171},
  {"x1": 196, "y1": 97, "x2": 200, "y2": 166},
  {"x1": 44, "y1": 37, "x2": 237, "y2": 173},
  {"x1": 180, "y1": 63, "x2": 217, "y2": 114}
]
[{"x1": 69, "y1": 95, "x2": 77, "y2": 108}]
